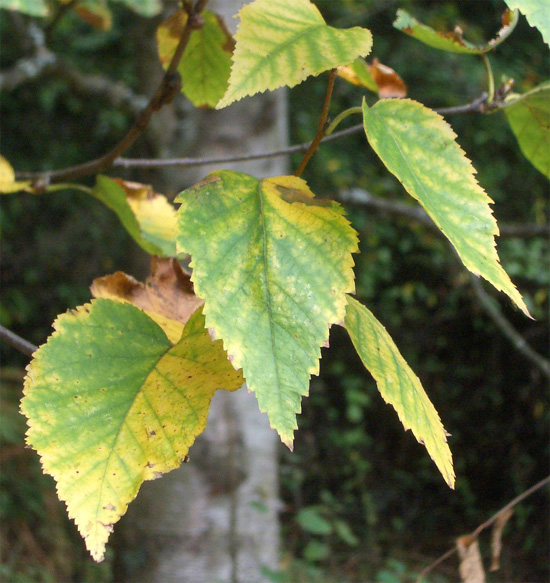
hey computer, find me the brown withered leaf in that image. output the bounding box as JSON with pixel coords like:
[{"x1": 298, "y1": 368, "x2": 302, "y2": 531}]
[
  {"x1": 91, "y1": 256, "x2": 203, "y2": 343},
  {"x1": 490, "y1": 507, "x2": 513, "y2": 572},
  {"x1": 367, "y1": 58, "x2": 407, "y2": 98},
  {"x1": 456, "y1": 535, "x2": 485, "y2": 583}
]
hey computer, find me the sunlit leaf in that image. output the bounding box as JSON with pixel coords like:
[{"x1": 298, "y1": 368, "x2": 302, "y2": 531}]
[
  {"x1": 362, "y1": 98, "x2": 529, "y2": 317},
  {"x1": 344, "y1": 296, "x2": 454, "y2": 487},
  {"x1": 175, "y1": 171, "x2": 358, "y2": 447},
  {"x1": 21, "y1": 300, "x2": 243, "y2": 562},
  {"x1": 0, "y1": 156, "x2": 33, "y2": 194},
  {"x1": 91, "y1": 256, "x2": 203, "y2": 343},
  {"x1": 337, "y1": 57, "x2": 406, "y2": 98},
  {"x1": 92, "y1": 176, "x2": 177, "y2": 257},
  {"x1": 0, "y1": 0, "x2": 47, "y2": 16},
  {"x1": 157, "y1": 10, "x2": 234, "y2": 108},
  {"x1": 504, "y1": 0, "x2": 550, "y2": 47},
  {"x1": 217, "y1": 0, "x2": 372, "y2": 108},
  {"x1": 505, "y1": 82, "x2": 550, "y2": 179},
  {"x1": 394, "y1": 8, "x2": 518, "y2": 54}
]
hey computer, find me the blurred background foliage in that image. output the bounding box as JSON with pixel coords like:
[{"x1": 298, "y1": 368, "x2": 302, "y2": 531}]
[{"x1": 1, "y1": 0, "x2": 548, "y2": 581}]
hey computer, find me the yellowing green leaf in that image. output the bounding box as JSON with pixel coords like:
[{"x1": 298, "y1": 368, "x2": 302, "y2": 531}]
[
  {"x1": 344, "y1": 296, "x2": 454, "y2": 487},
  {"x1": 362, "y1": 98, "x2": 529, "y2": 317},
  {"x1": 393, "y1": 8, "x2": 518, "y2": 54},
  {"x1": 0, "y1": 0, "x2": 47, "y2": 16},
  {"x1": 175, "y1": 171, "x2": 358, "y2": 447},
  {"x1": 337, "y1": 58, "x2": 407, "y2": 98},
  {"x1": 0, "y1": 156, "x2": 33, "y2": 194},
  {"x1": 92, "y1": 176, "x2": 177, "y2": 257},
  {"x1": 217, "y1": 0, "x2": 372, "y2": 108},
  {"x1": 157, "y1": 10, "x2": 234, "y2": 108},
  {"x1": 21, "y1": 300, "x2": 243, "y2": 562},
  {"x1": 505, "y1": 82, "x2": 550, "y2": 179},
  {"x1": 504, "y1": 0, "x2": 550, "y2": 47}
]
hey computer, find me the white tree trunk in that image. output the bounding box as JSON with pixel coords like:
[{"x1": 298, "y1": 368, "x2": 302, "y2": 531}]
[{"x1": 116, "y1": 2, "x2": 288, "y2": 581}]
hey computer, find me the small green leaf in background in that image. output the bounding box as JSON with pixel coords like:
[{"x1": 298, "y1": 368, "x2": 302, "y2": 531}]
[
  {"x1": 334, "y1": 519, "x2": 359, "y2": 546},
  {"x1": 393, "y1": 8, "x2": 518, "y2": 54},
  {"x1": 303, "y1": 540, "x2": 330, "y2": 562},
  {"x1": 157, "y1": 10, "x2": 234, "y2": 108},
  {"x1": 0, "y1": 0, "x2": 47, "y2": 16},
  {"x1": 92, "y1": 175, "x2": 177, "y2": 257},
  {"x1": 344, "y1": 296, "x2": 455, "y2": 488},
  {"x1": 113, "y1": 0, "x2": 161, "y2": 17},
  {"x1": 504, "y1": 0, "x2": 550, "y2": 47},
  {"x1": 217, "y1": 0, "x2": 372, "y2": 108},
  {"x1": 296, "y1": 507, "x2": 333, "y2": 535},
  {"x1": 176, "y1": 171, "x2": 358, "y2": 448},
  {"x1": 21, "y1": 300, "x2": 243, "y2": 561},
  {"x1": 362, "y1": 98, "x2": 529, "y2": 317},
  {"x1": 505, "y1": 82, "x2": 550, "y2": 179}
]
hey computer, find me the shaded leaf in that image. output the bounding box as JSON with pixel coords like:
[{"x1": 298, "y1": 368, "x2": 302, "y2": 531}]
[
  {"x1": 344, "y1": 296, "x2": 454, "y2": 487},
  {"x1": 505, "y1": 82, "x2": 550, "y2": 179},
  {"x1": 175, "y1": 171, "x2": 358, "y2": 447},
  {"x1": 334, "y1": 519, "x2": 359, "y2": 546},
  {"x1": 362, "y1": 98, "x2": 529, "y2": 317},
  {"x1": 303, "y1": 540, "x2": 330, "y2": 562},
  {"x1": 337, "y1": 58, "x2": 406, "y2": 98},
  {"x1": 504, "y1": 0, "x2": 550, "y2": 47},
  {"x1": 92, "y1": 176, "x2": 177, "y2": 257},
  {"x1": 490, "y1": 508, "x2": 514, "y2": 571},
  {"x1": 394, "y1": 8, "x2": 518, "y2": 54},
  {"x1": 157, "y1": 10, "x2": 234, "y2": 108},
  {"x1": 112, "y1": 0, "x2": 160, "y2": 17},
  {"x1": 0, "y1": 0, "x2": 47, "y2": 16},
  {"x1": 73, "y1": 0, "x2": 112, "y2": 30},
  {"x1": 0, "y1": 156, "x2": 33, "y2": 194},
  {"x1": 296, "y1": 507, "x2": 333, "y2": 535},
  {"x1": 456, "y1": 535, "x2": 485, "y2": 583},
  {"x1": 91, "y1": 256, "x2": 202, "y2": 343},
  {"x1": 21, "y1": 300, "x2": 243, "y2": 562},
  {"x1": 217, "y1": 0, "x2": 372, "y2": 108}
]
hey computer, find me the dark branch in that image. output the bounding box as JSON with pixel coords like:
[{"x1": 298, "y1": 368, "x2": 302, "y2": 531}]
[
  {"x1": 416, "y1": 475, "x2": 550, "y2": 582},
  {"x1": 0, "y1": 325, "x2": 38, "y2": 357},
  {"x1": 15, "y1": 0, "x2": 210, "y2": 186}
]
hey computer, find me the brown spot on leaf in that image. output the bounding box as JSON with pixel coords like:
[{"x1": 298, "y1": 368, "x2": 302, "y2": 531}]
[{"x1": 367, "y1": 58, "x2": 407, "y2": 98}]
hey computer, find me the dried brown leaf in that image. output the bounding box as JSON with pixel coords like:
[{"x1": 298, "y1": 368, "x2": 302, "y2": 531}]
[
  {"x1": 456, "y1": 534, "x2": 485, "y2": 583},
  {"x1": 367, "y1": 58, "x2": 407, "y2": 98},
  {"x1": 490, "y1": 507, "x2": 513, "y2": 571},
  {"x1": 91, "y1": 256, "x2": 203, "y2": 343}
]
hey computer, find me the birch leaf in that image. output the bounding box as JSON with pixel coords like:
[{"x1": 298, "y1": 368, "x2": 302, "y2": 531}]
[
  {"x1": 175, "y1": 171, "x2": 358, "y2": 447},
  {"x1": 92, "y1": 176, "x2": 177, "y2": 257},
  {"x1": 344, "y1": 296, "x2": 454, "y2": 488},
  {"x1": 504, "y1": 0, "x2": 550, "y2": 47},
  {"x1": 362, "y1": 98, "x2": 529, "y2": 317},
  {"x1": 217, "y1": 0, "x2": 372, "y2": 108},
  {"x1": 457, "y1": 535, "x2": 485, "y2": 583},
  {"x1": 505, "y1": 82, "x2": 550, "y2": 179},
  {"x1": 21, "y1": 300, "x2": 243, "y2": 562}
]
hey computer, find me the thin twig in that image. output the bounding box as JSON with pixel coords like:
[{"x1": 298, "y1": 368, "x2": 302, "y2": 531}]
[
  {"x1": 0, "y1": 325, "x2": 38, "y2": 357},
  {"x1": 415, "y1": 475, "x2": 550, "y2": 583},
  {"x1": 468, "y1": 273, "x2": 550, "y2": 379},
  {"x1": 16, "y1": 0, "x2": 209, "y2": 187},
  {"x1": 295, "y1": 69, "x2": 337, "y2": 177}
]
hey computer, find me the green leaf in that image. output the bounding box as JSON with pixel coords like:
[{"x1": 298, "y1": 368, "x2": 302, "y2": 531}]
[
  {"x1": 112, "y1": 0, "x2": 161, "y2": 17},
  {"x1": 0, "y1": 0, "x2": 47, "y2": 16},
  {"x1": 175, "y1": 171, "x2": 358, "y2": 447},
  {"x1": 92, "y1": 175, "x2": 177, "y2": 257},
  {"x1": 362, "y1": 98, "x2": 529, "y2": 317},
  {"x1": 504, "y1": 0, "x2": 550, "y2": 47},
  {"x1": 303, "y1": 540, "x2": 330, "y2": 562},
  {"x1": 337, "y1": 58, "x2": 378, "y2": 93},
  {"x1": 505, "y1": 82, "x2": 550, "y2": 179},
  {"x1": 393, "y1": 8, "x2": 519, "y2": 54},
  {"x1": 157, "y1": 10, "x2": 234, "y2": 108},
  {"x1": 344, "y1": 296, "x2": 454, "y2": 487},
  {"x1": 296, "y1": 507, "x2": 333, "y2": 535},
  {"x1": 21, "y1": 300, "x2": 243, "y2": 561},
  {"x1": 217, "y1": 0, "x2": 372, "y2": 108}
]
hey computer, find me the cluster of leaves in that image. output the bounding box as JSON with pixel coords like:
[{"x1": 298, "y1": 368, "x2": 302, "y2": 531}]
[{"x1": 1, "y1": 0, "x2": 548, "y2": 564}]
